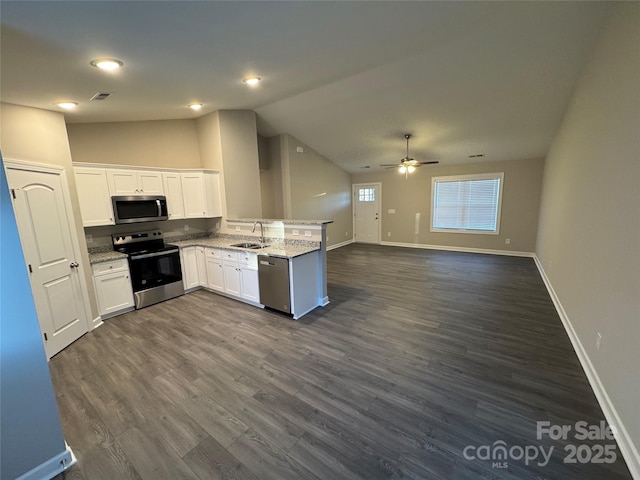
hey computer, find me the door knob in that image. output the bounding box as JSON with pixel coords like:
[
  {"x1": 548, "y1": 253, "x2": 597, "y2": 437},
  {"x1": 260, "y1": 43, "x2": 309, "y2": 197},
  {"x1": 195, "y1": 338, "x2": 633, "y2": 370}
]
[{"x1": 70, "y1": 262, "x2": 79, "y2": 268}]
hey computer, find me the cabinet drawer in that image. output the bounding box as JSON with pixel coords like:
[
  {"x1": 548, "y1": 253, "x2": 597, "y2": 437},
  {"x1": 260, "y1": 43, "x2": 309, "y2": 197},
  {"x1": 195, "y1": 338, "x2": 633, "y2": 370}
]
[
  {"x1": 205, "y1": 247, "x2": 221, "y2": 259},
  {"x1": 92, "y1": 258, "x2": 129, "y2": 276},
  {"x1": 238, "y1": 252, "x2": 258, "y2": 269},
  {"x1": 222, "y1": 250, "x2": 238, "y2": 262}
]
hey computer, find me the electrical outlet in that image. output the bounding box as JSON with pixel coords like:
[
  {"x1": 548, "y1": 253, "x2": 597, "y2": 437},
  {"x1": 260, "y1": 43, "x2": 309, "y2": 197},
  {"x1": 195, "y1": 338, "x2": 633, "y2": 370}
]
[
  {"x1": 235, "y1": 226, "x2": 240, "y2": 231},
  {"x1": 86, "y1": 234, "x2": 93, "y2": 243},
  {"x1": 184, "y1": 224, "x2": 190, "y2": 231},
  {"x1": 304, "y1": 231, "x2": 312, "y2": 237},
  {"x1": 387, "y1": 232, "x2": 391, "y2": 237},
  {"x1": 345, "y1": 231, "x2": 348, "y2": 237},
  {"x1": 292, "y1": 229, "x2": 299, "y2": 236},
  {"x1": 596, "y1": 333, "x2": 602, "y2": 350},
  {"x1": 505, "y1": 238, "x2": 510, "y2": 245}
]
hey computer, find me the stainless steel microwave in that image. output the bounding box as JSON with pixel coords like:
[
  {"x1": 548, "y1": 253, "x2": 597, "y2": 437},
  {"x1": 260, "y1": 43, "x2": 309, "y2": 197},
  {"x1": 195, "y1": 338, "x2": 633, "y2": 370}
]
[{"x1": 111, "y1": 196, "x2": 168, "y2": 224}]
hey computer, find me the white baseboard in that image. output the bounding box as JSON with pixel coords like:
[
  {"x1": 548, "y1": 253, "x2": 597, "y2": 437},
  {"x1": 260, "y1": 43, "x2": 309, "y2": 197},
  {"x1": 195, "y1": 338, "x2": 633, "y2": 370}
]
[
  {"x1": 91, "y1": 315, "x2": 103, "y2": 330},
  {"x1": 533, "y1": 255, "x2": 640, "y2": 480},
  {"x1": 327, "y1": 239, "x2": 354, "y2": 251},
  {"x1": 15, "y1": 443, "x2": 75, "y2": 480},
  {"x1": 379, "y1": 240, "x2": 534, "y2": 257}
]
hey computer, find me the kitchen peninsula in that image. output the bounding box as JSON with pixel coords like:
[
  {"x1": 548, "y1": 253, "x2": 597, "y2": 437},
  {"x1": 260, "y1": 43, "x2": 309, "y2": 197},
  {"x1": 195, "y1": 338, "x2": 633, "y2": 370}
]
[
  {"x1": 88, "y1": 219, "x2": 332, "y2": 320},
  {"x1": 175, "y1": 218, "x2": 332, "y2": 318}
]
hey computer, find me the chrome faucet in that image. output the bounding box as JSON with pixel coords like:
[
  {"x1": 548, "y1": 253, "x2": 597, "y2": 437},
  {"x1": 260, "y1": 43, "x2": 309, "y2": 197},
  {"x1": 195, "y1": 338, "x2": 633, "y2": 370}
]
[{"x1": 252, "y1": 220, "x2": 265, "y2": 245}]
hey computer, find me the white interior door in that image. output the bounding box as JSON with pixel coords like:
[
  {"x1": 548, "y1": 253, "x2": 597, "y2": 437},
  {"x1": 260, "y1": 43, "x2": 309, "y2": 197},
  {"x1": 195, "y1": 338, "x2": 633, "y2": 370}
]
[
  {"x1": 7, "y1": 167, "x2": 89, "y2": 358},
  {"x1": 353, "y1": 183, "x2": 381, "y2": 244}
]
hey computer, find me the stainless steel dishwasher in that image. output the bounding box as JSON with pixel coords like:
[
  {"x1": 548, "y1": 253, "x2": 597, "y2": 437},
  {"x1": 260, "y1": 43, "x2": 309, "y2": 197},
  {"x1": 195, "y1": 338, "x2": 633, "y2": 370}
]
[{"x1": 258, "y1": 255, "x2": 291, "y2": 314}]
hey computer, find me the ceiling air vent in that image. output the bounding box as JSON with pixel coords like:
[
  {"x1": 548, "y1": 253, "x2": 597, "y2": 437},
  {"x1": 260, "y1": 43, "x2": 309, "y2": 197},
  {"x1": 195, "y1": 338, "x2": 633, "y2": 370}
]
[
  {"x1": 90, "y1": 92, "x2": 112, "y2": 101},
  {"x1": 468, "y1": 153, "x2": 485, "y2": 158}
]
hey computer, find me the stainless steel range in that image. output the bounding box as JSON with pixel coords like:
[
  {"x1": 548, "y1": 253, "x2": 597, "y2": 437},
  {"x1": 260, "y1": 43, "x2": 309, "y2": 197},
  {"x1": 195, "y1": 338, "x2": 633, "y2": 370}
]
[{"x1": 112, "y1": 230, "x2": 184, "y2": 309}]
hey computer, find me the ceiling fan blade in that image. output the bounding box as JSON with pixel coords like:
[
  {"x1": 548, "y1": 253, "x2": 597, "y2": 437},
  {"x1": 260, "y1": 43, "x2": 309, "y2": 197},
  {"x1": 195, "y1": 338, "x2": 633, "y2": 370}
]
[
  {"x1": 415, "y1": 161, "x2": 440, "y2": 165},
  {"x1": 379, "y1": 163, "x2": 400, "y2": 167}
]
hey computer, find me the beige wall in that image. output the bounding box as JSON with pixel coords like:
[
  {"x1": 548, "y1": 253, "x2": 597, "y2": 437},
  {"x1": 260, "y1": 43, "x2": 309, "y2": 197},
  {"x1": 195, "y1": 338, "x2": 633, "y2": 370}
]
[
  {"x1": 218, "y1": 111, "x2": 262, "y2": 219},
  {"x1": 67, "y1": 119, "x2": 201, "y2": 168},
  {"x1": 536, "y1": 2, "x2": 640, "y2": 463},
  {"x1": 352, "y1": 157, "x2": 544, "y2": 252},
  {"x1": 283, "y1": 134, "x2": 353, "y2": 246},
  {"x1": 196, "y1": 111, "x2": 228, "y2": 221},
  {"x1": 0, "y1": 103, "x2": 99, "y2": 318}
]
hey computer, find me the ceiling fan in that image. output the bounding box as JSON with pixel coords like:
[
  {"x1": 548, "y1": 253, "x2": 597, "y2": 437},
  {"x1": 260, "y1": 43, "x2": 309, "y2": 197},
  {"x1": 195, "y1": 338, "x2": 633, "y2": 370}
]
[{"x1": 380, "y1": 134, "x2": 439, "y2": 176}]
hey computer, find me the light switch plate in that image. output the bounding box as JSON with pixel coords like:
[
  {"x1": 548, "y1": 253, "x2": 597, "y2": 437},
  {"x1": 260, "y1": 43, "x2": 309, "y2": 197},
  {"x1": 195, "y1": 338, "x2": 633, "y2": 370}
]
[
  {"x1": 292, "y1": 230, "x2": 299, "y2": 236},
  {"x1": 304, "y1": 231, "x2": 312, "y2": 237},
  {"x1": 388, "y1": 209, "x2": 396, "y2": 214}
]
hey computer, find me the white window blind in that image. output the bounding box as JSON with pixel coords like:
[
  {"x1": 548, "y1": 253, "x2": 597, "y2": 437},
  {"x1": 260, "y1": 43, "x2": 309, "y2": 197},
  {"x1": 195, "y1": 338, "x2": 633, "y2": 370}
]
[{"x1": 431, "y1": 173, "x2": 503, "y2": 234}]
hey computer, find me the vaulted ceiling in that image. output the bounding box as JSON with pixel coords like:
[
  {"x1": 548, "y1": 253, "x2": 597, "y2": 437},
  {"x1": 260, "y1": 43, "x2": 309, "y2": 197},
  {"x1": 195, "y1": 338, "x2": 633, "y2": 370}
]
[{"x1": 1, "y1": 1, "x2": 609, "y2": 172}]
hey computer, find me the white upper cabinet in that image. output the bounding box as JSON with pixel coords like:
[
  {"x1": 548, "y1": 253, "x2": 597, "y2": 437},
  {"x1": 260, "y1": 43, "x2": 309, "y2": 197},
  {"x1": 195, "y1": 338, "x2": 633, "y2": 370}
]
[
  {"x1": 204, "y1": 171, "x2": 222, "y2": 218},
  {"x1": 162, "y1": 172, "x2": 185, "y2": 220},
  {"x1": 73, "y1": 166, "x2": 114, "y2": 226},
  {"x1": 73, "y1": 164, "x2": 220, "y2": 225},
  {"x1": 181, "y1": 172, "x2": 208, "y2": 218},
  {"x1": 181, "y1": 171, "x2": 222, "y2": 218},
  {"x1": 107, "y1": 169, "x2": 164, "y2": 196}
]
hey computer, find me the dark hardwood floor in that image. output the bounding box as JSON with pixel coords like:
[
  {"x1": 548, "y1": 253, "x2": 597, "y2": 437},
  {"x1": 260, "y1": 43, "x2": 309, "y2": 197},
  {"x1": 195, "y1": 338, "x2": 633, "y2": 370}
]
[{"x1": 50, "y1": 244, "x2": 632, "y2": 480}]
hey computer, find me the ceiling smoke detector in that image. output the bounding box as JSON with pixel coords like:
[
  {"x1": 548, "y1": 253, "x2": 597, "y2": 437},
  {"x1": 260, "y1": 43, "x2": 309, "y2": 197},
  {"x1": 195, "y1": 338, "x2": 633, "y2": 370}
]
[{"x1": 90, "y1": 92, "x2": 112, "y2": 101}]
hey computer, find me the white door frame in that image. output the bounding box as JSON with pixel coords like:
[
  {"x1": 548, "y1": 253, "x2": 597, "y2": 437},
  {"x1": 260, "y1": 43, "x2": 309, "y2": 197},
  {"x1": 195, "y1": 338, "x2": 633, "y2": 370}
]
[
  {"x1": 352, "y1": 182, "x2": 382, "y2": 244},
  {"x1": 4, "y1": 158, "x2": 94, "y2": 347}
]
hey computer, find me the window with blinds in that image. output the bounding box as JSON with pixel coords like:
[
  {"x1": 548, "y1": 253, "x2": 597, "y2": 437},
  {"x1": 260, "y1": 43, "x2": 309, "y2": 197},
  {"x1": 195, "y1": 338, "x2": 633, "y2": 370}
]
[{"x1": 431, "y1": 173, "x2": 504, "y2": 234}]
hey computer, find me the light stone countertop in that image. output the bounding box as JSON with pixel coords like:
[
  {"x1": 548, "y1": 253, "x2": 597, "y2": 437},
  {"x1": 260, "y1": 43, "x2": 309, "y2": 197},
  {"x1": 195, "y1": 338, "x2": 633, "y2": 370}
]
[
  {"x1": 88, "y1": 234, "x2": 321, "y2": 265},
  {"x1": 88, "y1": 250, "x2": 128, "y2": 265},
  {"x1": 171, "y1": 237, "x2": 320, "y2": 259},
  {"x1": 226, "y1": 218, "x2": 333, "y2": 225}
]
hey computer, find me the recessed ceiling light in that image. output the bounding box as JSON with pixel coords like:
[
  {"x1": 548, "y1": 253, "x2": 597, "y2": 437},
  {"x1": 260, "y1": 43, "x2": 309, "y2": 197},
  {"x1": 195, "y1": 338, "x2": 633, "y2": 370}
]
[
  {"x1": 243, "y1": 76, "x2": 261, "y2": 86},
  {"x1": 55, "y1": 102, "x2": 78, "y2": 110},
  {"x1": 90, "y1": 58, "x2": 124, "y2": 71},
  {"x1": 188, "y1": 103, "x2": 203, "y2": 111}
]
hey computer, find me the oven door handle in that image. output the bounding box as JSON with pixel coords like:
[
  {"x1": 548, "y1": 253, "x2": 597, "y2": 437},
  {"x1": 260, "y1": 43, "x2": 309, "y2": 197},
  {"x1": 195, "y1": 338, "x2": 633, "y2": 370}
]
[
  {"x1": 130, "y1": 249, "x2": 179, "y2": 261},
  {"x1": 156, "y1": 199, "x2": 162, "y2": 217}
]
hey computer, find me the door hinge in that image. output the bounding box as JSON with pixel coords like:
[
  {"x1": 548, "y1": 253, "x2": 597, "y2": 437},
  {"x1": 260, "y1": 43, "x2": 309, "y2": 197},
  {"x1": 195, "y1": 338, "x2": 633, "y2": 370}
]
[
  {"x1": 11, "y1": 189, "x2": 17, "y2": 199},
  {"x1": 44, "y1": 332, "x2": 48, "y2": 341},
  {"x1": 28, "y1": 264, "x2": 33, "y2": 273}
]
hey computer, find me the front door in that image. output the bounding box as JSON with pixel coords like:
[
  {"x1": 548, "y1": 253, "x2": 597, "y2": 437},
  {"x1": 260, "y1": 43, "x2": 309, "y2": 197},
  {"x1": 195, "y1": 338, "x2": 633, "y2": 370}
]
[
  {"x1": 7, "y1": 167, "x2": 89, "y2": 358},
  {"x1": 353, "y1": 183, "x2": 381, "y2": 244}
]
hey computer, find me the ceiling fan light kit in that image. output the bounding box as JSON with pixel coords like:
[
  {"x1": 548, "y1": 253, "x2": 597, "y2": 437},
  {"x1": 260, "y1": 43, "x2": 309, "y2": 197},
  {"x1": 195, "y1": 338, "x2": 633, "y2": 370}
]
[{"x1": 380, "y1": 133, "x2": 439, "y2": 178}]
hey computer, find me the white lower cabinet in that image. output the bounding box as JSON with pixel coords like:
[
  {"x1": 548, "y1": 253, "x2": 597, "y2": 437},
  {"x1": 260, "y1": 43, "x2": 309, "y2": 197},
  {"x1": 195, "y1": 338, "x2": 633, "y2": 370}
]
[
  {"x1": 195, "y1": 247, "x2": 206, "y2": 285},
  {"x1": 238, "y1": 252, "x2": 260, "y2": 303},
  {"x1": 92, "y1": 259, "x2": 134, "y2": 318},
  {"x1": 180, "y1": 247, "x2": 200, "y2": 291},
  {"x1": 205, "y1": 248, "x2": 224, "y2": 292},
  {"x1": 182, "y1": 246, "x2": 261, "y2": 305}
]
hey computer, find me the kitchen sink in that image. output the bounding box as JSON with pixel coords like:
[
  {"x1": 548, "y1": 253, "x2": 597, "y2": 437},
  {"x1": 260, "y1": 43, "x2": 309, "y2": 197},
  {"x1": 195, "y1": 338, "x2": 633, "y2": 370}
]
[{"x1": 230, "y1": 242, "x2": 269, "y2": 249}]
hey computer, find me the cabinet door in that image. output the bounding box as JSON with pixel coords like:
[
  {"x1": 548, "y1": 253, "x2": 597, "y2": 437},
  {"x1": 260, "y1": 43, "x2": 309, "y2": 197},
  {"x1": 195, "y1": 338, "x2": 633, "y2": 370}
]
[
  {"x1": 240, "y1": 267, "x2": 260, "y2": 303},
  {"x1": 138, "y1": 171, "x2": 164, "y2": 195},
  {"x1": 94, "y1": 270, "x2": 134, "y2": 317},
  {"x1": 196, "y1": 247, "x2": 207, "y2": 286},
  {"x1": 107, "y1": 169, "x2": 139, "y2": 195},
  {"x1": 223, "y1": 262, "x2": 242, "y2": 297},
  {"x1": 181, "y1": 173, "x2": 207, "y2": 218},
  {"x1": 180, "y1": 247, "x2": 199, "y2": 290},
  {"x1": 206, "y1": 258, "x2": 224, "y2": 292},
  {"x1": 204, "y1": 171, "x2": 222, "y2": 218},
  {"x1": 163, "y1": 173, "x2": 185, "y2": 220},
  {"x1": 74, "y1": 167, "x2": 114, "y2": 226},
  {"x1": 107, "y1": 169, "x2": 164, "y2": 195}
]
